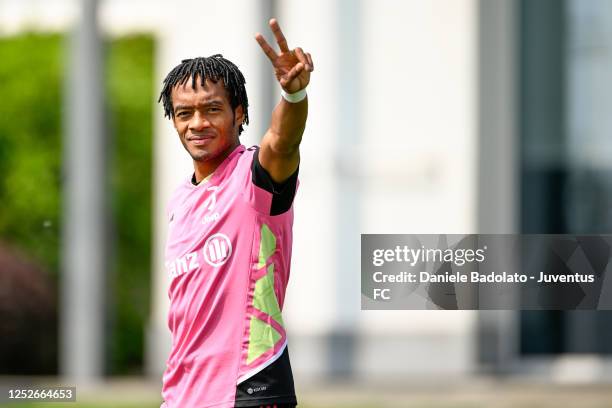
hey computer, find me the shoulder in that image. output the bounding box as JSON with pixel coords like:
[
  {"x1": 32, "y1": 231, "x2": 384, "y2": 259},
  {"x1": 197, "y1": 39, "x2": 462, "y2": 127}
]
[
  {"x1": 249, "y1": 145, "x2": 299, "y2": 216},
  {"x1": 221, "y1": 145, "x2": 256, "y2": 180}
]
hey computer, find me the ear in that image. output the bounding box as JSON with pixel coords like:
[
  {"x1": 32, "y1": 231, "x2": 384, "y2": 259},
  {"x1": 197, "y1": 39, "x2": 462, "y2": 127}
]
[{"x1": 234, "y1": 105, "x2": 244, "y2": 128}]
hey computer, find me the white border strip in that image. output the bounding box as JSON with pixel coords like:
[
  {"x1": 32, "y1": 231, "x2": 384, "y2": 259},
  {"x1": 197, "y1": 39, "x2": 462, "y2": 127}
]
[{"x1": 236, "y1": 339, "x2": 288, "y2": 384}]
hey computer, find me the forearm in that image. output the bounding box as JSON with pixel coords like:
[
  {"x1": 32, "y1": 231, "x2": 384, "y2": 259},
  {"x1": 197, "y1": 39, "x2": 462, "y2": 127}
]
[
  {"x1": 255, "y1": 18, "x2": 313, "y2": 181},
  {"x1": 267, "y1": 96, "x2": 308, "y2": 155}
]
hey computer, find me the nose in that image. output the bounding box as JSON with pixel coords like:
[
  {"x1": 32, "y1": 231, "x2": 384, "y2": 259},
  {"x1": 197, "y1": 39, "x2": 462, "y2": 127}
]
[{"x1": 189, "y1": 111, "x2": 211, "y2": 132}]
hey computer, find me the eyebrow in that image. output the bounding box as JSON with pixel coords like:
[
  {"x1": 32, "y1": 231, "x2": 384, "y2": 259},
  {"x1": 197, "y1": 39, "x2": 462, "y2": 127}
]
[
  {"x1": 174, "y1": 99, "x2": 224, "y2": 113},
  {"x1": 174, "y1": 104, "x2": 192, "y2": 112}
]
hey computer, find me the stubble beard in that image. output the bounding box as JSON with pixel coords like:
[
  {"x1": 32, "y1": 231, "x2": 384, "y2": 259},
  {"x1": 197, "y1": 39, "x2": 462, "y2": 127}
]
[
  {"x1": 183, "y1": 135, "x2": 237, "y2": 164},
  {"x1": 188, "y1": 146, "x2": 213, "y2": 162}
]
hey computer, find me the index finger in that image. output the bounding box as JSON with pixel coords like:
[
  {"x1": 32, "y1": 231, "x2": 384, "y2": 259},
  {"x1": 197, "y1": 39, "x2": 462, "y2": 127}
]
[
  {"x1": 255, "y1": 33, "x2": 278, "y2": 62},
  {"x1": 269, "y1": 18, "x2": 289, "y2": 53}
]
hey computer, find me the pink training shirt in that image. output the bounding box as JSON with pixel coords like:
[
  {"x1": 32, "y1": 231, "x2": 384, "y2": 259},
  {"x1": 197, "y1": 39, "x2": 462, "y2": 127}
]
[{"x1": 161, "y1": 145, "x2": 297, "y2": 407}]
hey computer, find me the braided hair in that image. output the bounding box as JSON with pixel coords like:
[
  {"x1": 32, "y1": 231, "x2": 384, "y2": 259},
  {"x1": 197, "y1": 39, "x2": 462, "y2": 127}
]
[{"x1": 158, "y1": 54, "x2": 249, "y2": 134}]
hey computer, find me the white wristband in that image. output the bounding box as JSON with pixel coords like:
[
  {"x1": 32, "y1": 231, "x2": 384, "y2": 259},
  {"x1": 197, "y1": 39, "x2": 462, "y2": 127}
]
[{"x1": 281, "y1": 88, "x2": 307, "y2": 103}]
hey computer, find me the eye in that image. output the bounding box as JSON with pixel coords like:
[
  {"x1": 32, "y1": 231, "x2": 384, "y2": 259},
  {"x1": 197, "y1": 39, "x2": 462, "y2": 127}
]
[
  {"x1": 176, "y1": 111, "x2": 191, "y2": 118},
  {"x1": 208, "y1": 107, "x2": 221, "y2": 113}
]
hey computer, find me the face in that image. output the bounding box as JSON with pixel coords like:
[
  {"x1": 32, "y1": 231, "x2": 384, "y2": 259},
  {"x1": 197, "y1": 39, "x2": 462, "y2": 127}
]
[{"x1": 171, "y1": 77, "x2": 244, "y2": 165}]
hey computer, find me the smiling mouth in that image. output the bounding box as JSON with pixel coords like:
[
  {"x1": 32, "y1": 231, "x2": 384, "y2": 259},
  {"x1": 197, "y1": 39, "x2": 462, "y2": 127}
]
[
  {"x1": 188, "y1": 135, "x2": 214, "y2": 145},
  {"x1": 190, "y1": 138, "x2": 212, "y2": 146}
]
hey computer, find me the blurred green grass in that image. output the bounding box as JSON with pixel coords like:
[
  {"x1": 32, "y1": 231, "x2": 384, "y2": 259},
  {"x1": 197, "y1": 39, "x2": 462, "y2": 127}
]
[
  {"x1": 0, "y1": 404, "x2": 379, "y2": 408},
  {"x1": 5, "y1": 399, "x2": 612, "y2": 408},
  {"x1": 3, "y1": 402, "x2": 378, "y2": 408},
  {"x1": 5, "y1": 404, "x2": 158, "y2": 408},
  {"x1": 4, "y1": 380, "x2": 612, "y2": 408}
]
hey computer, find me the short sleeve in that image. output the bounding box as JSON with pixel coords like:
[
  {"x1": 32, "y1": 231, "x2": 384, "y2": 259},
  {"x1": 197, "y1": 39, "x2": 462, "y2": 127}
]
[{"x1": 250, "y1": 147, "x2": 299, "y2": 216}]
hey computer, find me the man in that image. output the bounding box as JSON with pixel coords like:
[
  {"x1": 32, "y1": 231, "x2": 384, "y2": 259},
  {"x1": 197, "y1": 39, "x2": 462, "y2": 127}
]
[{"x1": 158, "y1": 19, "x2": 313, "y2": 408}]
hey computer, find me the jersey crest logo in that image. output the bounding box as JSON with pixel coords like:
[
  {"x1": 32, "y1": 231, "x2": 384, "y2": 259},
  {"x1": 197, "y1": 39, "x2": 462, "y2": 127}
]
[
  {"x1": 202, "y1": 186, "x2": 219, "y2": 211},
  {"x1": 202, "y1": 186, "x2": 221, "y2": 224}
]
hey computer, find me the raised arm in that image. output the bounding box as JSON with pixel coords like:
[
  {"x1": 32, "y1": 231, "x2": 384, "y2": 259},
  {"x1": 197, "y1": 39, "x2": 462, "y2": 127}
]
[{"x1": 255, "y1": 19, "x2": 314, "y2": 183}]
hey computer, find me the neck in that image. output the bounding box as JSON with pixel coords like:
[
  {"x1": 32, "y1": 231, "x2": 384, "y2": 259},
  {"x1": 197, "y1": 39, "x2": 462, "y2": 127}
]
[{"x1": 193, "y1": 142, "x2": 240, "y2": 183}]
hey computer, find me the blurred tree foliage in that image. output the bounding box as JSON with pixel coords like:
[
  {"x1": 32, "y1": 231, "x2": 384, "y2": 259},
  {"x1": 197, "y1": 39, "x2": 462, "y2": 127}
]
[
  {"x1": 0, "y1": 34, "x2": 63, "y2": 276},
  {"x1": 106, "y1": 34, "x2": 154, "y2": 375},
  {"x1": 0, "y1": 33, "x2": 153, "y2": 375}
]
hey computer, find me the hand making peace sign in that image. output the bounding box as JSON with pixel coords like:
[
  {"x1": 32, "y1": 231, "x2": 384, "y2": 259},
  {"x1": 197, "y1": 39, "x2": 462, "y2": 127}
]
[{"x1": 255, "y1": 19, "x2": 314, "y2": 94}]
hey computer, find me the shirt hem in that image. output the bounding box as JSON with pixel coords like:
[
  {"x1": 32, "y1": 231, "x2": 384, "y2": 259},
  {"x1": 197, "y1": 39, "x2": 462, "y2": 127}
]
[{"x1": 233, "y1": 394, "x2": 297, "y2": 407}]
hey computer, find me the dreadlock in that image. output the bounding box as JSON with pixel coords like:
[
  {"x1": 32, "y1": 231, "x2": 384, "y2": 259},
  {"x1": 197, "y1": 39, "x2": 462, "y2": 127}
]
[{"x1": 158, "y1": 54, "x2": 250, "y2": 134}]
